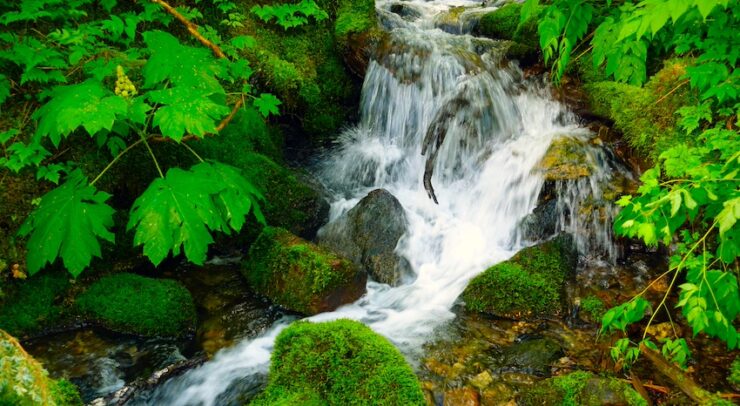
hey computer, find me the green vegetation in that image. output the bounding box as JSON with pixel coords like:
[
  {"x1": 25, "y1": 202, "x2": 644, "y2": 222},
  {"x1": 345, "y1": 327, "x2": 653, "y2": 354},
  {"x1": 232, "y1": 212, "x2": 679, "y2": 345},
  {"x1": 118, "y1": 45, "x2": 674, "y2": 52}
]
[
  {"x1": 243, "y1": 227, "x2": 364, "y2": 315},
  {"x1": 462, "y1": 237, "x2": 575, "y2": 318},
  {"x1": 477, "y1": 3, "x2": 541, "y2": 48},
  {"x1": 0, "y1": 330, "x2": 82, "y2": 406},
  {"x1": 0, "y1": 272, "x2": 71, "y2": 338},
  {"x1": 519, "y1": 370, "x2": 647, "y2": 406},
  {"x1": 524, "y1": 0, "x2": 740, "y2": 365},
  {"x1": 252, "y1": 319, "x2": 426, "y2": 405},
  {"x1": 579, "y1": 296, "x2": 606, "y2": 323},
  {"x1": 729, "y1": 357, "x2": 740, "y2": 388},
  {"x1": 75, "y1": 273, "x2": 196, "y2": 337}
]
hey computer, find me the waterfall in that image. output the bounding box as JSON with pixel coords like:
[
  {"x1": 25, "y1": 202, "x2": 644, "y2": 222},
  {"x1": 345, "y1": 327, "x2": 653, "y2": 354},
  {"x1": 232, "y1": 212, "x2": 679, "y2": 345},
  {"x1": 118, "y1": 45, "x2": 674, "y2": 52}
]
[{"x1": 141, "y1": 1, "x2": 621, "y2": 404}]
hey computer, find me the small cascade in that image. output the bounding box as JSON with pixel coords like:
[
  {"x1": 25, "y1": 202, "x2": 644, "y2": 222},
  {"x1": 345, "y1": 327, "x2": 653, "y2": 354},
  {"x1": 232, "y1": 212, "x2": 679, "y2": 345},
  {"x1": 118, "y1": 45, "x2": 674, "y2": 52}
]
[{"x1": 142, "y1": 1, "x2": 626, "y2": 404}]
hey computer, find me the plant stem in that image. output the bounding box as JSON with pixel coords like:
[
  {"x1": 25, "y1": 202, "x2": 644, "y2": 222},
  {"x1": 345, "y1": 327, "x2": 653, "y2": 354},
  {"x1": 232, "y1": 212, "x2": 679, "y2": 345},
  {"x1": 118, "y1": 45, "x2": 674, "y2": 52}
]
[
  {"x1": 180, "y1": 141, "x2": 205, "y2": 163},
  {"x1": 140, "y1": 132, "x2": 164, "y2": 178},
  {"x1": 90, "y1": 138, "x2": 147, "y2": 186}
]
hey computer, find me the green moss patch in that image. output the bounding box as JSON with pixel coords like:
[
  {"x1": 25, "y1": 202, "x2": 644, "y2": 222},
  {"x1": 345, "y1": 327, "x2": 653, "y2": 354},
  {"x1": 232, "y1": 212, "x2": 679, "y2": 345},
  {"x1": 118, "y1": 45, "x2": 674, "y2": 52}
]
[
  {"x1": 579, "y1": 295, "x2": 606, "y2": 323},
  {"x1": 75, "y1": 273, "x2": 196, "y2": 337},
  {"x1": 0, "y1": 330, "x2": 82, "y2": 406},
  {"x1": 519, "y1": 371, "x2": 647, "y2": 406},
  {"x1": 243, "y1": 227, "x2": 365, "y2": 315},
  {"x1": 729, "y1": 357, "x2": 740, "y2": 387},
  {"x1": 462, "y1": 236, "x2": 576, "y2": 318},
  {"x1": 252, "y1": 319, "x2": 425, "y2": 405},
  {"x1": 583, "y1": 58, "x2": 698, "y2": 160},
  {"x1": 477, "y1": 3, "x2": 542, "y2": 48},
  {"x1": 0, "y1": 272, "x2": 71, "y2": 338}
]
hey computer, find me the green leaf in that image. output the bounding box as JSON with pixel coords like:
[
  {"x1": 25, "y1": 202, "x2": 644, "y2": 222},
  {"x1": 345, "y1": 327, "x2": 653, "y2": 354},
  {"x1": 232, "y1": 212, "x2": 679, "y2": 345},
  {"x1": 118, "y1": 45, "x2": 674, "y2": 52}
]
[
  {"x1": 0, "y1": 73, "x2": 10, "y2": 109},
  {"x1": 128, "y1": 161, "x2": 264, "y2": 266},
  {"x1": 18, "y1": 169, "x2": 115, "y2": 276},
  {"x1": 717, "y1": 197, "x2": 740, "y2": 236},
  {"x1": 148, "y1": 86, "x2": 230, "y2": 141},
  {"x1": 253, "y1": 93, "x2": 281, "y2": 117},
  {"x1": 34, "y1": 79, "x2": 128, "y2": 146}
]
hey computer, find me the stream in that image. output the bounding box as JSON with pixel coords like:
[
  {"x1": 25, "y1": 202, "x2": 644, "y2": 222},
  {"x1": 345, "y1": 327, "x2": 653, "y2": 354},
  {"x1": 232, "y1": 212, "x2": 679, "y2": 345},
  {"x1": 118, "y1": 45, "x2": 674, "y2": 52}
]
[
  {"x1": 138, "y1": 0, "x2": 622, "y2": 404},
  {"x1": 29, "y1": 0, "x2": 639, "y2": 404}
]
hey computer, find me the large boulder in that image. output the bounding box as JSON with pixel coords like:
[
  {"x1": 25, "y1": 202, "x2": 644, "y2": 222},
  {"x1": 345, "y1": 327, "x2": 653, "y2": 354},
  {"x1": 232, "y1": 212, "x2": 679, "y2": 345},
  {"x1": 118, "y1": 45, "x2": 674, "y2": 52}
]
[
  {"x1": 251, "y1": 319, "x2": 426, "y2": 405},
  {"x1": 318, "y1": 189, "x2": 412, "y2": 286},
  {"x1": 0, "y1": 329, "x2": 82, "y2": 405},
  {"x1": 74, "y1": 273, "x2": 196, "y2": 338},
  {"x1": 518, "y1": 371, "x2": 647, "y2": 406},
  {"x1": 243, "y1": 227, "x2": 366, "y2": 315},
  {"x1": 461, "y1": 235, "x2": 576, "y2": 318}
]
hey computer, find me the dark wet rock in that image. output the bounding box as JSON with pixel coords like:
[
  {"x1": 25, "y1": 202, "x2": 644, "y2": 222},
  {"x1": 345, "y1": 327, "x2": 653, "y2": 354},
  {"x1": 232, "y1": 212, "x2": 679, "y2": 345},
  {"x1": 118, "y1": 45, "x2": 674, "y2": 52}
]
[
  {"x1": 518, "y1": 371, "x2": 647, "y2": 405},
  {"x1": 389, "y1": 2, "x2": 423, "y2": 20},
  {"x1": 434, "y1": 7, "x2": 478, "y2": 34},
  {"x1": 500, "y1": 337, "x2": 563, "y2": 377},
  {"x1": 243, "y1": 227, "x2": 366, "y2": 315},
  {"x1": 520, "y1": 198, "x2": 557, "y2": 241},
  {"x1": 318, "y1": 189, "x2": 413, "y2": 286},
  {"x1": 461, "y1": 235, "x2": 577, "y2": 319}
]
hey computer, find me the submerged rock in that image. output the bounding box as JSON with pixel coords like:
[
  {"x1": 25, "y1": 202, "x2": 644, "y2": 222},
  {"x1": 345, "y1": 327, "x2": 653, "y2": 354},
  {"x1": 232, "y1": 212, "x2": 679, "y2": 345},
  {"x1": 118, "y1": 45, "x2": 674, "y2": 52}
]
[
  {"x1": 243, "y1": 227, "x2": 366, "y2": 315},
  {"x1": 518, "y1": 370, "x2": 648, "y2": 405},
  {"x1": 251, "y1": 319, "x2": 426, "y2": 405},
  {"x1": 461, "y1": 235, "x2": 576, "y2": 319},
  {"x1": 318, "y1": 189, "x2": 413, "y2": 286},
  {"x1": 75, "y1": 273, "x2": 196, "y2": 338},
  {"x1": 500, "y1": 337, "x2": 563, "y2": 377},
  {"x1": 0, "y1": 329, "x2": 82, "y2": 405}
]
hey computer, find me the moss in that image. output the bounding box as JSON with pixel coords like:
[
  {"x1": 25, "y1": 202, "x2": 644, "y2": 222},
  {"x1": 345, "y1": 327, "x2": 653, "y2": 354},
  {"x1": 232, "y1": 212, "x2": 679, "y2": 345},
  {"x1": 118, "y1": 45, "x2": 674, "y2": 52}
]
[
  {"x1": 537, "y1": 137, "x2": 593, "y2": 181},
  {"x1": 579, "y1": 295, "x2": 606, "y2": 322},
  {"x1": 519, "y1": 371, "x2": 647, "y2": 406},
  {"x1": 196, "y1": 106, "x2": 283, "y2": 163},
  {"x1": 462, "y1": 236, "x2": 575, "y2": 318},
  {"x1": 234, "y1": 0, "x2": 377, "y2": 139},
  {"x1": 75, "y1": 273, "x2": 196, "y2": 337},
  {"x1": 232, "y1": 152, "x2": 328, "y2": 239},
  {"x1": 252, "y1": 319, "x2": 426, "y2": 405},
  {"x1": 49, "y1": 379, "x2": 83, "y2": 406},
  {"x1": 0, "y1": 330, "x2": 82, "y2": 406},
  {"x1": 583, "y1": 58, "x2": 698, "y2": 160},
  {"x1": 477, "y1": 3, "x2": 542, "y2": 48},
  {"x1": 729, "y1": 357, "x2": 740, "y2": 387},
  {"x1": 0, "y1": 272, "x2": 71, "y2": 338},
  {"x1": 243, "y1": 227, "x2": 364, "y2": 315}
]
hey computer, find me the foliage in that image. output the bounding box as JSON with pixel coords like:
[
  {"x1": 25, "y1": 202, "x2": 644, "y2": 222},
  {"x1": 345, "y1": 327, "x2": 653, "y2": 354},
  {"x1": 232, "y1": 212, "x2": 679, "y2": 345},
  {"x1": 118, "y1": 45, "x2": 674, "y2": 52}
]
[
  {"x1": 729, "y1": 356, "x2": 740, "y2": 387},
  {"x1": 0, "y1": 329, "x2": 82, "y2": 406},
  {"x1": 251, "y1": 0, "x2": 329, "y2": 30},
  {"x1": 525, "y1": 0, "x2": 739, "y2": 368},
  {"x1": 243, "y1": 227, "x2": 363, "y2": 315},
  {"x1": 74, "y1": 273, "x2": 196, "y2": 337},
  {"x1": 579, "y1": 295, "x2": 606, "y2": 322},
  {"x1": 0, "y1": 0, "x2": 274, "y2": 277},
  {"x1": 252, "y1": 319, "x2": 426, "y2": 406}
]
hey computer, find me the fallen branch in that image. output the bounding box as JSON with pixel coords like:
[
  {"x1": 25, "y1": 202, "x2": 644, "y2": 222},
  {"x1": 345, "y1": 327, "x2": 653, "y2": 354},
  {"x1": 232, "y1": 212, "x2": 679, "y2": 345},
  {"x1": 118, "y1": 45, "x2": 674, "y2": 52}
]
[
  {"x1": 629, "y1": 372, "x2": 654, "y2": 406},
  {"x1": 639, "y1": 342, "x2": 721, "y2": 404},
  {"x1": 148, "y1": 0, "x2": 226, "y2": 59}
]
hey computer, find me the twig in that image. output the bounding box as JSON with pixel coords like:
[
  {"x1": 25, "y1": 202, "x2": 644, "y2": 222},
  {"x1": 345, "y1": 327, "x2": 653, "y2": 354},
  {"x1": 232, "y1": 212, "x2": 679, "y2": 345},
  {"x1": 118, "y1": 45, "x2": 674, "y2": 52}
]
[
  {"x1": 639, "y1": 343, "x2": 717, "y2": 404},
  {"x1": 148, "y1": 0, "x2": 226, "y2": 59},
  {"x1": 630, "y1": 372, "x2": 654, "y2": 405},
  {"x1": 654, "y1": 80, "x2": 689, "y2": 105},
  {"x1": 150, "y1": 97, "x2": 244, "y2": 143}
]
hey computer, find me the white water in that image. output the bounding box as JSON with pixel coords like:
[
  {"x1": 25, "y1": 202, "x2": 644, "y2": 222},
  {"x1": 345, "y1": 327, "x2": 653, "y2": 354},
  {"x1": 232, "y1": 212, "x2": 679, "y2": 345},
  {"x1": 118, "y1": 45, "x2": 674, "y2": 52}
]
[{"x1": 144, "y1": 1, "x2": 618, "y2": 404}]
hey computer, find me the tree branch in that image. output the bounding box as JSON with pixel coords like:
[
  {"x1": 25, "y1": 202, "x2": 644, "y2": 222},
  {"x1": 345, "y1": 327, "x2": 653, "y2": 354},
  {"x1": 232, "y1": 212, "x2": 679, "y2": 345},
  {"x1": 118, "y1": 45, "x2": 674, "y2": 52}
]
[{"x1": 148, "y1": 0, "x2": 226, "y2": 59}]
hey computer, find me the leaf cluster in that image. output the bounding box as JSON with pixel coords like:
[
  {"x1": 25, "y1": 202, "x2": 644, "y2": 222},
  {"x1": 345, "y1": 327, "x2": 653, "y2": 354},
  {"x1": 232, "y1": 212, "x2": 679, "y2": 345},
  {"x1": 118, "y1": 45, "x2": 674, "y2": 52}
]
[{"x1": 251, "y1": 0, "x2": 329, "y2": 30}]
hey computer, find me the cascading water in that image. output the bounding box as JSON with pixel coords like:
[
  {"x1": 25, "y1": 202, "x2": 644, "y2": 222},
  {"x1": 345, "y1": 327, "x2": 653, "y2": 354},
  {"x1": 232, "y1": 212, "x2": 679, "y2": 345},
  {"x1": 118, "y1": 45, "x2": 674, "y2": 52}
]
[{"x1": 141, "y1": 1, "x2": 621, "y2": 404}]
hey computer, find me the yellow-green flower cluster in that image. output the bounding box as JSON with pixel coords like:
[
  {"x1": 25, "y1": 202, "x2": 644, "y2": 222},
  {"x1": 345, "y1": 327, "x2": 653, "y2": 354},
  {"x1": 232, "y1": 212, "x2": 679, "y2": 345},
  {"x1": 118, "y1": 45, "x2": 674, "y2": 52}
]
[{"x1": 114, "y1": 65, "x2": 137, "y2": 98}]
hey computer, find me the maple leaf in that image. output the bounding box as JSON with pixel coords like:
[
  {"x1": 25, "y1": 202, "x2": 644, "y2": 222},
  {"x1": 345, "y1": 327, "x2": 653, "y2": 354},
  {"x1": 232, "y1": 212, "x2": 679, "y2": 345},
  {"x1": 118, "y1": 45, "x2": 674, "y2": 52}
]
[
  {"x1": 148, "y1": 86, "x2": 230, "y2": 141},
  {"x1": 18, "y1": 169, "x2": 115, "y2": 277},
  {"x1": 253, "y1": 93, "x2": 281, "y2": 117},
  {"x1": 34, "y1": 79, "x2": 128, "y2": 146},
  {"x1": 127, "y1": 161, "x2": 264, "y2": 266}
]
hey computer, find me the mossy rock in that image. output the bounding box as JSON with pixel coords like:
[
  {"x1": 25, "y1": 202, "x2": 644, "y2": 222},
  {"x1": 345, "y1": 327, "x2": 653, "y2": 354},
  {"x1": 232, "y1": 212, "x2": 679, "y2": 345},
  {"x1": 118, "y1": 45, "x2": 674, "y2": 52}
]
[
  {"x1": 74, "y1": 273, "x2": 196, "y2": 338},
  {"x1": 537, "y1": 136, "x2": 594, "y2": 181},
  {"x1": 502, "y1": 40, "x2": 539, "y2": 66},
  {"x1": 476, "y1": 2, "x2": 543, "y2": 48},
  {"x1": 231, "y1": 152, "x2": 329, "y2": 240},
  {"x1": 243, "y1": 227, "x2": 365, "y2": 315},
  {"x1": 0, "y1": 330, "x2": 82, "y2": 406},
  {"x1": 518, "y1": 370, "x2": 647, "y2": 406},
  {"x1": 583, "y1": 58, "x2": 698, "y2": 160},
  {"x1": 729, "y1": 357, "x2": 740, "y2": 390},
  {"x1": 234, "y1": 0, "x2": 378, "y2": 139},
  {"x1": 0, "y1": 272, "x2": 72, "y2": 338},
  {"x1": 251, "y1": 319, "x2": 426, "y2": 405},
  {"x1": 461, "y1": 236, "x2": 576, "y2": 318}
]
